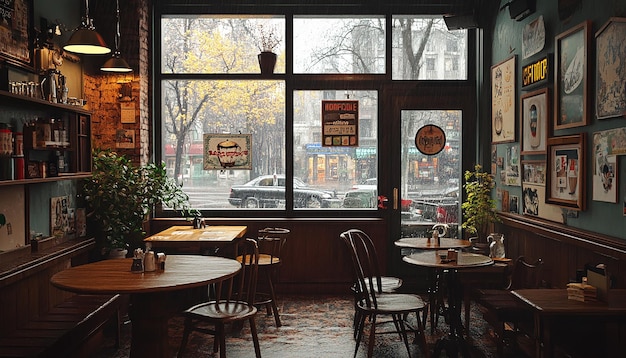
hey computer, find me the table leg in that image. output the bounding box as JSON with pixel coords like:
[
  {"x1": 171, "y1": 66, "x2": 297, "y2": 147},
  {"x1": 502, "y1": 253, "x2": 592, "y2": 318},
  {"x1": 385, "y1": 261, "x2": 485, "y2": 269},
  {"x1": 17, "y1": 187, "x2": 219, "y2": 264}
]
[
  {"x1": 432, "y1": 269, "x2": 471, "y2": 358},
  {"x1": 129, "y1": 292, "x2": 178, "y2": 358}
]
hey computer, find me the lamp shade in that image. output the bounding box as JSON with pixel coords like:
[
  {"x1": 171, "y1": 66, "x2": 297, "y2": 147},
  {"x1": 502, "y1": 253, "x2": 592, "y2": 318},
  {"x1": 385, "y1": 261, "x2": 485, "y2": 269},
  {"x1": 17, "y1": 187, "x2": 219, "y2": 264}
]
[
  {"x1": 64, "y1": 27, "x2": 111, "y2": 55},
  {"x1": 101, "y1": 52, "x2": 132, "y2": 72}
]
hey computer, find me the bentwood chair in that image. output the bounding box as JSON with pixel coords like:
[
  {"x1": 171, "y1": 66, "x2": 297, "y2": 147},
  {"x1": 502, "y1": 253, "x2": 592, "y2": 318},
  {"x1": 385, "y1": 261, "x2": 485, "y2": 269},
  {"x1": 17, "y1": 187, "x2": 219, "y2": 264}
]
[
  {"x1": 340, "y1": 229, "x2": 429, "y2": 358},
  {"x1": 178, "y1": 238, "x2": 261, "y2": 358},
  {"x1": 244, "y1": 227, "x2": 289, "y2": 327}
]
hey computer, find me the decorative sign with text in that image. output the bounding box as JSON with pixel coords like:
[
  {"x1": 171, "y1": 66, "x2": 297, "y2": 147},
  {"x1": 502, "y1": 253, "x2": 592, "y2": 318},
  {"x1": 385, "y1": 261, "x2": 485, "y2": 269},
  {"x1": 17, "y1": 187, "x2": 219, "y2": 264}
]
[
  {"x1": 522, "y1": 55, "x2": 551, "y2": 89},
  {"x1": 321, "y1": 100, "x2": 358, "y2": 147},
  {"x1": 415, "y1": 124, "x2": 446, "y2": 155}
]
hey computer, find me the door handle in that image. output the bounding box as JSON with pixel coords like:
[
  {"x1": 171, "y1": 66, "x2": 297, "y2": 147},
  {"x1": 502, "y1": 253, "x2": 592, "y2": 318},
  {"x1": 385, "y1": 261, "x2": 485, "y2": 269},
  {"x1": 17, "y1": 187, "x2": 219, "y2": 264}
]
[{"x1": 393, "y1": 188, "x2": 398, "y2": 210}]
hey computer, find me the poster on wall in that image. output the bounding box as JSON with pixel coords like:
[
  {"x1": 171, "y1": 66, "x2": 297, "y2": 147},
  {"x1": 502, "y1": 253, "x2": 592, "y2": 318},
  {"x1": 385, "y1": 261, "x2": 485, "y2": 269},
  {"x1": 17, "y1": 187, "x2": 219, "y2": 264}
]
[
  {"x1": 505, "y1": 145, "x2": 521, "y2": 186},
  {"x1": 595, "y1": 17, "x2": 626, "y2": 119},
  {"x1": 115, "y1": 129, "x2": 135, "y2": 149},
  {"x1": 592, "y1": 129, "x2": 621, "y2": 203},
  {"x1": 203, "y1": 134, "x2": 252, "y2": 170},
  {"x1": 491, "y1": 56, "x2": 516, "y2": 143},
  {"x1": 51, "y1": 196, "x2": 72, "y2": 239},
  {"x1": 0, "y1": 0, "x2": 31, "y2": 66},
  {"x1": 321, "y1": 100, "x2": 358, "y2": 147},
  {"x1": 522, "y1": 15, "x2": 546, "y2": 60}
]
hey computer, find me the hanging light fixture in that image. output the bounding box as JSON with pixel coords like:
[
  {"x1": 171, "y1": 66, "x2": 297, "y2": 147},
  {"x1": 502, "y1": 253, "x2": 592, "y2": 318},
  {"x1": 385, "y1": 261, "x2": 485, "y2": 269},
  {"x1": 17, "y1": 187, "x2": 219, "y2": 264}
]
[
  {"x1": 63, "y1": 0, "x2": 111, "y2": 55},
  {"x1": 101, "y1": 0, "x2": 132, "y2": 72}
]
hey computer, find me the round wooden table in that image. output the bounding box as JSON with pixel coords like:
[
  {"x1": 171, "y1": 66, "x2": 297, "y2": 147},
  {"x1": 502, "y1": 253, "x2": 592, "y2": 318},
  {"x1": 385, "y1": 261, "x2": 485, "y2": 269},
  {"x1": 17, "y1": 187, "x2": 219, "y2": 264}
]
[
  {"x1": 395, "y1": 237, "x2": 471, "y2": 250},
  {"x1": 51, "y1": 255, "x2": 241, "y2": 358},
  {"x1": 403, "y1": 250, "x2": 493, "y2": 358}
]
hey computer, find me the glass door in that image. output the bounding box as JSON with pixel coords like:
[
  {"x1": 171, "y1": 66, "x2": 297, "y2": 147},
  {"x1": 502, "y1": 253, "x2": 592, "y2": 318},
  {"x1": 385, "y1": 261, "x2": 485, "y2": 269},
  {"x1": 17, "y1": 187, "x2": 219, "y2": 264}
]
[{"x1": 387, "y1": 87, "x2": 475, "y2": 281}]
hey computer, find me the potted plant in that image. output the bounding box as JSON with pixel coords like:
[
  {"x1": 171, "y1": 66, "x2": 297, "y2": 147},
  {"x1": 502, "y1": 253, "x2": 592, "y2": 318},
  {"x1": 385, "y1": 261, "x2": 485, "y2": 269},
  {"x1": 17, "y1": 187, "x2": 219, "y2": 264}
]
[
  {"x1": 254, "y1": 24, "x2": 281, "y2": 74},
  {"x1": 461, "y1": 164, "x2": 500, "y2": 251},
  {"x1": 82, "y1": 149, "x2": 195, "y2": 257}
]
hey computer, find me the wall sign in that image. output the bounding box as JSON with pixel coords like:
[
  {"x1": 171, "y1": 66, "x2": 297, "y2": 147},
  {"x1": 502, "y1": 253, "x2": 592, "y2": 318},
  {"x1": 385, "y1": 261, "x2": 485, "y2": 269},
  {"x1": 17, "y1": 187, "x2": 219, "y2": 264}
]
[
  {"x1": 414, "y1": 124, "x2": 446, "y2": 155},
  {"x1": 203, "y1": 133, "x2": 252, "y2": 170},
  {"x1": 522, "y1": 56, "x2": 550, "y2": 89},
  {"x1": 321, "y1": 100, "x2": 358, "y2": 147}
]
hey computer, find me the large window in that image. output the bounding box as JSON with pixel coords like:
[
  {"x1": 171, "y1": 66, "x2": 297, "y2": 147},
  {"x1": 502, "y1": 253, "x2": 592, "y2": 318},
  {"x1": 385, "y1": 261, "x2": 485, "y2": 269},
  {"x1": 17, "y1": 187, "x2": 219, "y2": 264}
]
[{"x1": 157, "y1": 11, "x2": 468, "y2": 215}]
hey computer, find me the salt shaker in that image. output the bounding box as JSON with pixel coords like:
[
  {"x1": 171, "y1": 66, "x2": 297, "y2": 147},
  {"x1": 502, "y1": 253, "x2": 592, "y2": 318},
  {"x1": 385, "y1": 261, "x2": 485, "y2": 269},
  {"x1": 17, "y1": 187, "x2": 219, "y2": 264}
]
[{"x1": 144, "y1": 251, "x2": 156, "y2": 272}]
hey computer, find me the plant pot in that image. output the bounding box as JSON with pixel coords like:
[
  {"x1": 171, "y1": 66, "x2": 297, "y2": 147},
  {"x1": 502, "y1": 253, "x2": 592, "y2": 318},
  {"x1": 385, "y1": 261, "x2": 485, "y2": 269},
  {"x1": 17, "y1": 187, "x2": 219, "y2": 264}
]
[
  {"x1": 258, "y1": 51, "x2": 277, "y2": 75},
  {"x1": 108, "y1": 248, "x2": 128, "y2": 259}
]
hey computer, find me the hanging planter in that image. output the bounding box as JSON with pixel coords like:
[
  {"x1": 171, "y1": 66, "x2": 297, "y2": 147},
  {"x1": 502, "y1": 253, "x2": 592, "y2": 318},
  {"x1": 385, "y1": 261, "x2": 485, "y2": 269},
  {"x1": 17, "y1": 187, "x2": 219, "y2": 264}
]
[{"x1": 258, "y1": 51, "x2": 277, "y2": 75}]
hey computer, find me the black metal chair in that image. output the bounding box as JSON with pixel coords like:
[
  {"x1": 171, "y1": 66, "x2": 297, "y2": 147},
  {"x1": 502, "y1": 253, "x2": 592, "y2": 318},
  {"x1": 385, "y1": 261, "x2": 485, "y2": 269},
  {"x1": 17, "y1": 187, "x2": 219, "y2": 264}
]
[
  {"x1": 177, "y1": 238, "x2": 261, "y2": 358},
  {"x1": 340, "y1": 229, "x2": 429, "y2": 358}
]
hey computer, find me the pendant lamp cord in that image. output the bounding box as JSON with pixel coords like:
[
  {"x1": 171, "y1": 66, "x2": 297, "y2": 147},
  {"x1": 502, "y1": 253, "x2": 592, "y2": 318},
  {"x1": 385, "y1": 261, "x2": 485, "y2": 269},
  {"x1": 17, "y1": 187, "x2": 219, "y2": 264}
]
[{"x1": 114, "y1": 0, "x2": 121, "y2": 51}]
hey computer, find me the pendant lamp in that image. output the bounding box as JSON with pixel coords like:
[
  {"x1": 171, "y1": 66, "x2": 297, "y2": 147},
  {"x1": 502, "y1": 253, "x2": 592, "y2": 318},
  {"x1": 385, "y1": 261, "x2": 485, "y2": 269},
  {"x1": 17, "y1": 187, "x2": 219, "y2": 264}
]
[
  {"x1": 101, "y1": 0, "x2": 132, "y2": 72},
  {"x1": 64, "y1": 0, "x2": 111, "y2": 55}
]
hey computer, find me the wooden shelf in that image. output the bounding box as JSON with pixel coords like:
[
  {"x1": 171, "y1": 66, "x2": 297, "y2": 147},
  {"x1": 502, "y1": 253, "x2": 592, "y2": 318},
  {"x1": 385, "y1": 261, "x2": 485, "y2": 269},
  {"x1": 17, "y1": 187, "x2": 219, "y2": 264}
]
[
  {"x1": 0, "y1": 90, "x2": 91, "y2": 115},
  {"x1": 0, "y1": 173, "x2": 91, "y2": 186}
]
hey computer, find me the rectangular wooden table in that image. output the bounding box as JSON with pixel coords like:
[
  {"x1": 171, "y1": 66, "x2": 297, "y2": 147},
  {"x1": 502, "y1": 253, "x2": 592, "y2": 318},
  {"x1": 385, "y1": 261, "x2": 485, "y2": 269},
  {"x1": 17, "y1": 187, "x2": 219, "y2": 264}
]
[
  {"x1": 512, "y1": 289, "x2": 626, "y2": 358},
  {"x1": 144, "y1": 225, "x2": 247, "y2": 251}
]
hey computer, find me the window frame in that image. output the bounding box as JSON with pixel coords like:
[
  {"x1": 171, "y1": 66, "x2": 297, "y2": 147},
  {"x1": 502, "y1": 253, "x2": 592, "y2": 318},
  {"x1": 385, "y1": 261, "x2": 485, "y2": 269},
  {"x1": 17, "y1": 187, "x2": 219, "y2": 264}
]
[{"x1": 153, "y1": 3, "x2": 477, "y2": 219}]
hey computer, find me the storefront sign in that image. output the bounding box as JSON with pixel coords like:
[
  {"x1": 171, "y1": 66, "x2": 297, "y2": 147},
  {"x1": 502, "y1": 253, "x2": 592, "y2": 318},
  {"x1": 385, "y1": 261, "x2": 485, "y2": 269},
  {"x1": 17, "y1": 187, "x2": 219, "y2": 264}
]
[
  {"x1": 415, "y1": 124, "x2": 446, "y2": 155},
  {"x1": 522, "y1": 56, "x2": 550, "y2": 88},
  {"x1": 321, "y1": 100, "x2": 359, "y2": 147}
]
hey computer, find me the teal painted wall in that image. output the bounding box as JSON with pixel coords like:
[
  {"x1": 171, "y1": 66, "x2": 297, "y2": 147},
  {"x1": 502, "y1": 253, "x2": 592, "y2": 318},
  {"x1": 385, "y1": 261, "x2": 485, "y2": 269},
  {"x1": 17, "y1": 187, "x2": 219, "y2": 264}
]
[{"x1": 490, "y1": 0, "x2": 626, "y2": 239}]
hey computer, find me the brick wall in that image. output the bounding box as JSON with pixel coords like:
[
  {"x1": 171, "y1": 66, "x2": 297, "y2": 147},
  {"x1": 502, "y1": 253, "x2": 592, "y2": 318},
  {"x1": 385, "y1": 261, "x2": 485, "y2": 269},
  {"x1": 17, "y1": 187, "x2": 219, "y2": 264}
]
[{"x1": 85, "y1": 0, "x2": 150, "y2": 166}]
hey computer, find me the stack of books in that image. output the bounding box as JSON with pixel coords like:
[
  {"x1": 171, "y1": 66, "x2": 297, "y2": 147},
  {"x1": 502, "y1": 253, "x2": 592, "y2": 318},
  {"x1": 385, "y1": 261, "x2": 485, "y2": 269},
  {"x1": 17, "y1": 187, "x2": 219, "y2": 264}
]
[{"x1": 566, "y1": 282, "x2": 597, "y2": 302}]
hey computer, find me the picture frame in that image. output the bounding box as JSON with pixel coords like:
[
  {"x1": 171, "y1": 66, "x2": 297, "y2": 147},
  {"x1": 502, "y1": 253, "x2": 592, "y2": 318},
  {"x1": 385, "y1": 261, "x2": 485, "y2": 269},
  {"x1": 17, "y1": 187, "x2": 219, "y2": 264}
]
[
  {"x1": 554, "y1": 20, "x2": 590, "y2": 130},
  {"x1": 546, "y1": 133, "x2": 586, "y2": 210},
  {"x1": 491, "y1": 55, "x2": 517, "y2": 143},
  {"x1": 203, "y1": 133, "x2": 252, "y2": 170},
  {"x1": 0, "y1": 0, "x2": 33, "y2": 68},
  {"x1": 595, "y1": 17, "x2": 626, "y2": 119},
  {"x1": 522, "y1": 160, "x2": 546, "y2": 185},
  {"x1": 592, "y1": 154, "x2": 617, "y2": 203},
  {"x1": 520, "y1": 87, "x2": 549, "y2": 155}
]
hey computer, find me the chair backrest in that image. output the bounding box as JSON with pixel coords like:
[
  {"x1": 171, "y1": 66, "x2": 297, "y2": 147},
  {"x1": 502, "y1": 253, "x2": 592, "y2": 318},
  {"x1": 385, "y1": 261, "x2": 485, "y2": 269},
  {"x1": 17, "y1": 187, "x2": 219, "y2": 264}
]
[
  {"x1": 217, "y1": 238, "x2": 259, "y2": 305},
  {"x1": 257, "y1": 227, "x2": 289, "y2": 264},
  {"x1": 339, "y1": 229, "x2": 383, "y2": 309},
  {"x1": 507, "y1": 256, "x2": 544, "y2": 290}
]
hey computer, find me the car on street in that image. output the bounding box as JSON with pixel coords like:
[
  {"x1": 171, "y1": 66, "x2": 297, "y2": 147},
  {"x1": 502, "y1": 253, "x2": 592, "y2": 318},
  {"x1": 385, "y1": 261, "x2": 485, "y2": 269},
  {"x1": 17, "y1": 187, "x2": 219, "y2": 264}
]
[
  {"x1": 342, "y1": 188, "x2": 377, "y2": 208},
  {"x1": 228, "y1": 175, "x2": 336, "y2": 208},
  {"x1": 351, "y1": 177, "x2": 377, "y2": 191}
]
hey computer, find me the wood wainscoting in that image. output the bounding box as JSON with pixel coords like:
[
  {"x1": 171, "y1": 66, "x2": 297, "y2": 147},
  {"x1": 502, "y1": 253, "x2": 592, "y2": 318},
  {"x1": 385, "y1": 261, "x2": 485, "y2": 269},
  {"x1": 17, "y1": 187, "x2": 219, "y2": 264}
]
[
  {"x1": 150, "y1": 218, "x2": 389, "y2": 295},
  {"x1": 496, "y1": 213, "x2": 626, "y2": 289}
]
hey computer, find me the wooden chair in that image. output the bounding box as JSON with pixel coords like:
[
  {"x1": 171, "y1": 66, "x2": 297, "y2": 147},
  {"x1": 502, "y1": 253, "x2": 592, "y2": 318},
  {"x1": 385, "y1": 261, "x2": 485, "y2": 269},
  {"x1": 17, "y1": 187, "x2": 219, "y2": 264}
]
[
  {"x1": 472, "y1": 256, "x2": 544, "y2": 356},
  {"x1": 177, "y1": 238, "x2": 261, "y2": 358},
  {"x1": 249, "y1": 227, "x2": 289, "y2": 327},
  {"x1": 340, "y1": 229, "x2": 428, "y2": 358}
]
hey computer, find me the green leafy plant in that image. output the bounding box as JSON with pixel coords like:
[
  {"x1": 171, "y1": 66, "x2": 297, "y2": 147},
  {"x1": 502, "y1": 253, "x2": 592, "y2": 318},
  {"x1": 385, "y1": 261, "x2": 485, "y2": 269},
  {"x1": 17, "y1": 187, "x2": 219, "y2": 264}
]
[
  {"x1": 82, "y1": 149, "x2": 196, "y2": 253},
  {"x1": 461, "y1": 164, "x2": 500, "y2": 241}
]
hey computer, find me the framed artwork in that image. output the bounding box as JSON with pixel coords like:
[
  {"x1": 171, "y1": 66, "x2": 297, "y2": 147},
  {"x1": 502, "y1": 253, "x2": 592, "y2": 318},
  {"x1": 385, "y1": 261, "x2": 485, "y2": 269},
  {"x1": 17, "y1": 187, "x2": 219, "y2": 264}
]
[
  {"x1": 509, "y1": 195, "x2": 519, "y2": 214},
  {"x1": 595, "y1": 17, "x2": 626, "y2": 119},
  {"x1": 115, "y1": 129, "x2": 135, "y2": 149},
  {"x1": 592, "y1": 154, "x2": 617, "y2": 203},
  {"x1": 51, "y1": 196, "x2": 70, "y2": 239},
  {"x1": 0, "y1": 0, "x2": 32, "y2": 68},
  {"x1": 491, "y1": 55, "x2": 517, "y2": 143},
  {"x1": 522, "y1": 182, "x2": 565, "y2": 223},
  {"x1": 554, "y1": 20, "x2": 590, "y2": 130},
  {"x1": 520, "y1": 87, "x2": 549, "y2": 155},
  {"x1": 203, "y1": 134, "x2": 252, "y2": 170},
  {"x1": 505, "y1": 145, "x2": 521, "y2": 186},
  {"x1": 522, "y1": 160, "x2": 546, "y2": 185},
  {"x1": 522, "y1": 15, "x2": 546, "y2": 60},
  {"x1": 546, "y1": 134, "x2": 586, "y2": 210}
]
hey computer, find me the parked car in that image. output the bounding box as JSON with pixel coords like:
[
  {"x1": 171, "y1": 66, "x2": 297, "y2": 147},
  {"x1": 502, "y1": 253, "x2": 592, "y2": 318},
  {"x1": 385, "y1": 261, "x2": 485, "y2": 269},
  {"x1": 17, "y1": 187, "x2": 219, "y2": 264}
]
[
  {"x1": 228, "y1": 175, "x2": 335, "y2": 208},
  {"x1": 351, "y1": 177, "x2": 377, "y2": 191},
  {"x1": 342, "y1": 188, "x2": 377, "y2": 208}
]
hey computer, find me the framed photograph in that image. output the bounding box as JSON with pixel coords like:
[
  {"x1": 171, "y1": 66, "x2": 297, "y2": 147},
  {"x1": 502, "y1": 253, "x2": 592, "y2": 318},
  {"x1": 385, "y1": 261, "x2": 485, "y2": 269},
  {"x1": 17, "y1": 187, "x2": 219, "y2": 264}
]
[
  {"x1": 509, "y1": 195, "x2": 519, "y2": 214},
  {"x1": 505, "y1": 145, "x2": 521, "y2": 186},
  {"x1": 491, "y1": 55, "x2": 517, "y2": 143},
  {"x1": 520, "y1": 88, "x2": 549, "y2": 155},
  {"x1": 595, "y1": 17, "x2": 626, "y2": 119},
  {"x1": 546, "y1": 134, "x2": 586, "y2": 210},
  {"x1": 203, "y1": 133, "x2": 252, "y2": 170},
  {"x1": 0, "y1": 0, "x2": 32, "y2": 68},
  {"x1": 51, "y1": 196, "x2": 70, "y2": 239},
  {"x1": 522, "y1": 160, "x2": 546, "y2": 185},
  {"x1": 115, "y1": 129, "x2": 135, "y2": 149},
  {"x1": 554, "y1": 20, "x2": 590, "y2": 130}
]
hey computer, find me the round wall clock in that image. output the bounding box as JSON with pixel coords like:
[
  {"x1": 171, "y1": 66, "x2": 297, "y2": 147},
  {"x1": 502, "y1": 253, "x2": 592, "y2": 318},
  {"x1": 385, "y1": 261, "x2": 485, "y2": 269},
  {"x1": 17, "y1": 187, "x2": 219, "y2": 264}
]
[{"x1": 415, "y1": 124, "x2": 446, "y2": 155}]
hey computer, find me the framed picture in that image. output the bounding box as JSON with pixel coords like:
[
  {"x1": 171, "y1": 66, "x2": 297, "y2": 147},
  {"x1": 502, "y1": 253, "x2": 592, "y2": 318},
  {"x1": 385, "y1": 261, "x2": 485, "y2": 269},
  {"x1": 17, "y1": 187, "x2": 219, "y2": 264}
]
[
  {"x1": 505, "y1": 145, "x2": 521, "y2": 186},
  {"x1": 203, "y1": 133, "x2": 252, "y2": 170},
  {"x1": 520, "y1": 87, "x2": 549, "y2": 155},
  {"x1": 491, "y1": 55, "x2": 517, "y2": 143},
  {"x1": 0, "y1": 0, "x2": 32, "y2": 68},
  {"x1": 554, "y1": 20, "x2": 590, "y2": 130},
  {"x1": 595, "y1": 17, "x2": 626, "y2": 119},
  {"x1": 115, "y1": 129, "x2": 135, "y2": 149},
  {"x1": 546, "y1": 134, "x2": 586, "y2": 210},
  {"x1": 522, "y1": 160, "x2": 546, "y2": 185},
  {"x1": 592, "y1": 154, "x2": 617, "y2": 203},
  {"x1": 509, "y1": 195, "x2": 519, "y2": 214}
]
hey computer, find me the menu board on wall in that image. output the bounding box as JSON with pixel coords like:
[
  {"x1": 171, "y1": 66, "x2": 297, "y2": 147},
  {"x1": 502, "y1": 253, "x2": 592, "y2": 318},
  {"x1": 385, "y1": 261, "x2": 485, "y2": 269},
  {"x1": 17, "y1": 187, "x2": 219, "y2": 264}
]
[
  {"x1": 0, "y1": 0, "x2": 31, "y2": 66},
  {"x1": 321, "y1": 100, "x2": 358, "y2": 147}
]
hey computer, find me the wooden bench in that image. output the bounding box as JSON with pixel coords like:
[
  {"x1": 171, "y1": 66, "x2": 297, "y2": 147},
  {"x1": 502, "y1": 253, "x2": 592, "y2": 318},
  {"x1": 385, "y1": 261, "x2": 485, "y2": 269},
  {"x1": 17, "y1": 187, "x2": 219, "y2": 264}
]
[{"x1": 0, "y1": 294, "x2": 121, "y2": 358}]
